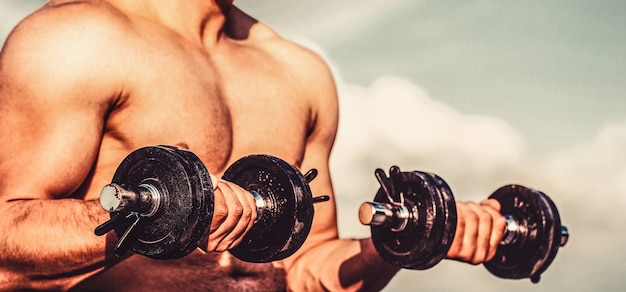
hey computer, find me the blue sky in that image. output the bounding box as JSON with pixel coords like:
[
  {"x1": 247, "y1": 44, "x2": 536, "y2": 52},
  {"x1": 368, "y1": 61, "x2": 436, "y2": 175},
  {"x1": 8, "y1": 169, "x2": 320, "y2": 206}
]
[
  {"x1": 2, "y1": 1, "x2": 625, "y2": 291},
  {"x1": 239, "y1": 0, "x2": 626, "y2": 154}
]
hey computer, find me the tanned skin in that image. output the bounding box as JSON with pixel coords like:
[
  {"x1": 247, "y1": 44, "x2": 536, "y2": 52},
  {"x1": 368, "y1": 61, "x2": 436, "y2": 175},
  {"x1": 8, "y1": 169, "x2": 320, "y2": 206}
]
[{"x1": 0, "y1": 0, "x2": 506, "y2": 290}]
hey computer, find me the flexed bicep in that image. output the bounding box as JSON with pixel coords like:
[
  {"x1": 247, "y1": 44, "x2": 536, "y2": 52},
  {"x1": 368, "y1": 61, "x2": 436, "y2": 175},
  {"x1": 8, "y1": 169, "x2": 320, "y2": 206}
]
[{"x1": 0, "y1": 7, "x2": 124, "y2": 201}]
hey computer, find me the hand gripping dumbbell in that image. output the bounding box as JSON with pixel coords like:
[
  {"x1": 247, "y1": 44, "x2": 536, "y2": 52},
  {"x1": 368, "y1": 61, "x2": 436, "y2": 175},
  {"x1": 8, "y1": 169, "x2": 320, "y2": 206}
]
[
  {"x1": 358, "y1": 166, "x2": 569, "y2": 283},
  {"x1": 94, "y1": 145, "x2": 329, "y2": 262}
]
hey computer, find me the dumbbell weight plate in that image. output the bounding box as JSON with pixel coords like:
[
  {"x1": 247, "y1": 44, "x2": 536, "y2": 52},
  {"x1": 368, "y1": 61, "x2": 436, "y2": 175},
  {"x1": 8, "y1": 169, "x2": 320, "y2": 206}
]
[
  {"x1": 223, "y1": 155, "x2": 314, "y2": 263},
  {"x1": 370, "y1": 169, "x2": 457, "y2": 270},
  {"x1": 162, "y1": 146, "x2": 215, "y2": 259},
  {"x1": 109, "y1": 145, "x2": 214, "y2": 259},
  {"x1": 484, "y1": 185, "x2": 562, "y2": 282}
]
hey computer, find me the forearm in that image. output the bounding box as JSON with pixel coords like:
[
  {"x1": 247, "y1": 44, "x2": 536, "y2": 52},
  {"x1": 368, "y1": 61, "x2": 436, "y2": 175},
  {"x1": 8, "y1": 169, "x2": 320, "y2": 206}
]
[
  {"x1": 286, "y1": 237, "x2": 400, "y2": 291},
  {"x1": 0, "y1": 199, "x2": 114, "y2": 290}
]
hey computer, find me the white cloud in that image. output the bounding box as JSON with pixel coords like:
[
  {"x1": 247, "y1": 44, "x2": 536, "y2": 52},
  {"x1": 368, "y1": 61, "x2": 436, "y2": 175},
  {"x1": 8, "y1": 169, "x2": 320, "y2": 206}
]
[
  {"x1": 331, "y1": 76, "x2": 527, "y2": 203},
  {"x1": 329, "y1": 74, "x2": 626, "y2": 291},
  {"x1": 521, "y1": 121, "x2": 626, "y2": 223},
  {"x1": 330, "y1": 73, "x2": 626, "y2": 213}
]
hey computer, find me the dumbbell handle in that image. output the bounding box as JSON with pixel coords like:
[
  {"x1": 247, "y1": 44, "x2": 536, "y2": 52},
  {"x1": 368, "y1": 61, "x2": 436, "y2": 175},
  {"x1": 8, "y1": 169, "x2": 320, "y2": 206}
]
[
  {"x1": 100, "y1": 166, "x2": 328, "y2": 215},
  {"x1": 100, "y1": 179, "x2": 331, "y2": 225},
  {"x1": 100, "y1": 183, "x2": 271, "y2": 221},
  {"x1": 96, "y1": 182, "x2": 273, "y2": 241},
  {"x1": 359, "y1": 202, "x2": 569, "y2": 247},
  {"x1": 501, "y1": 214, "x2": 569, "y2": 247}
]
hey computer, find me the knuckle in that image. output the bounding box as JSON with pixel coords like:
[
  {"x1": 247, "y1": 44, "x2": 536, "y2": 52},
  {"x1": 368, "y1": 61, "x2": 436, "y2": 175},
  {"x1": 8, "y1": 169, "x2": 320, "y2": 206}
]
[
  {"x1": 466, "y1": 201, "x2": 479, "y2": 207},
  {"x1": 241, "y1": 206, "x2": 253, "y2": 220},
  {"x1": 215, "y1": 240, "x2": 231, "y2": 252},
  {"x1": 465, "y1": 210, "x2": 478, "y2": 222},
  {"x1": 214, "y1": 205, "x2": 228, "y2": 217},
  {"x1": 486, "y1": 250, "x2": 498, "y2": 262},
  {"x1": 471, "y1": 250, "x2": 486, "y2": 263},
  {"x1": 456, "y1": 210, "x2": 466, "y2": 227},
  {"x1": 487, "y1": 199, "x2": 502, "y2": 212},
  {"x1": 206, "y1": 240, "x2": 219, "y2": 252},
  {"x1": 494, "y1": 215, "x2": 507, "y2": 227},
  {"x1": 478, "y1": 212, "x2": 491, "y2": 223},
  {"x1": 469, "y1": 258, "x2": 483, "y2": 265},
  {"x1": 456, "y1": 251, "x2": 474, "y2": 263},
  {"x1": 212, "y1": 208, "x2": 228, "y2": 225},
  {"x1": 230, "y1": 238, "x2": 243, "y2": 249},
  {"x1": 231, "y1": 203, "x2": 244, "y2": 217},
  {"x1": 494, "y1": 216, "x2": 507, "y2": 233}
]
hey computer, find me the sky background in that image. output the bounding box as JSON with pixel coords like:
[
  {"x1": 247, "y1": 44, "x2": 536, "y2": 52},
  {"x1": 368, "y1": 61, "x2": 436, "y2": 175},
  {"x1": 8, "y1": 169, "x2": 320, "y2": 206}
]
[{"x1": 2, "y1": 1, "x2": 625, "y2": 291}]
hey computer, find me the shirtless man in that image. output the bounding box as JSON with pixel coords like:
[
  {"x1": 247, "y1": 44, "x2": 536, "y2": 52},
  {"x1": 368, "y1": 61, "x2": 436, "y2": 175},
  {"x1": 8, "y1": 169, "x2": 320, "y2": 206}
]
[{"x1": 0, "y1": 0, "x2": 506, "y2": 290}]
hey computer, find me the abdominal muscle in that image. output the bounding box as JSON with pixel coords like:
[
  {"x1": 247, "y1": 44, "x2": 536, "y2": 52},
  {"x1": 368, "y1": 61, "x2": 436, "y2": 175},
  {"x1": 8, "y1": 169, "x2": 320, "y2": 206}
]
[{"x1": 73, "y1": 250, "x2": 287, "y2": 291}]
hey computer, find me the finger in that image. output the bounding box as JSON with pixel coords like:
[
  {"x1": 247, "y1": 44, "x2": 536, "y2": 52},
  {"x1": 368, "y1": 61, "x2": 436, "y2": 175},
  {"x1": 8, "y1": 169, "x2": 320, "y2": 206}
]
[
  {"x1": 465, "y1": 202, "x2": 493, "y2": 264},
  {"x1": 210, "y1": 181, "x2": 256, "y2": 251},
  {"x1": 447, "y1": 201, "x2": 465, "y2": 259},
  {"x1": 447, "y1": 201, "x2": 479, "y2": 262},
  {"x1": 209, "y1": 173, "x2": 219, "y2": 190},
  {"x1": 225, "y1": 185, "x2": 257, "y2": 249},
  {"x1": 480, "y1": 199, "x2": 501, "y2": 212},
  {"x1": 207, "y1": 181, "x2": 243, "y2": 251},
  {"x1": 210, "y1": 183, "x2": 229, "y2": 233},
  {"x1": 482, "y1": 205, "x2": 507, "y2": 261}
]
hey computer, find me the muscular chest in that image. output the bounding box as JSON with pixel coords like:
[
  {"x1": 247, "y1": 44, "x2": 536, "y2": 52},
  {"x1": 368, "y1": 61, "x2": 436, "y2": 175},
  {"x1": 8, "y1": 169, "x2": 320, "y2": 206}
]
[{"x1": 107, "y1": 43, "x2": 310, "y2": 173}]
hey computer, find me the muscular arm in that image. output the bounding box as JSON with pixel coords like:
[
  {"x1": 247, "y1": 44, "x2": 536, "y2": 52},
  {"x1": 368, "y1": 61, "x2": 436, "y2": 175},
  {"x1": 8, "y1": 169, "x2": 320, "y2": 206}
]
[
  {"x1": 276, "y1": 42, "x2": 505, "y2": 291},
  {"x1": 275, "y1": 46, "x2": 400, "y2": 291},
  {"x1": 0, "y1": 5, "x2": 125, "y2": 290},
  {"x1": 0, "y1": 200, "x2": 112, "y2": 289}
]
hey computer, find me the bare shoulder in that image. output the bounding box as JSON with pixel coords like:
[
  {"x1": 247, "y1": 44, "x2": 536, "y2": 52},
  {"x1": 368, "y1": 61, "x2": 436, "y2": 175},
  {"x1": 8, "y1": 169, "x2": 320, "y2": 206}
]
[
  {"x1": 230, "y1": 7, "x2": 334, "y2": 90},
  {"x1": 1, "y1": 0, "x2": 131, "y2": 102},
  {"x1": 235, "y1": 7, "x2": 339, "y2": 134},
  {"x1": 252, "y1": 25, "x2": 333, "y2": 85},
  {"x1": 262, "y1": 33, "x2": 339, "y2": 140},
  {"x1": 0, "y1": 1, "x2": 133, "y2": 200},
  {"x1": 3, "y1": 0, "x2": 130, "y2": 58}
]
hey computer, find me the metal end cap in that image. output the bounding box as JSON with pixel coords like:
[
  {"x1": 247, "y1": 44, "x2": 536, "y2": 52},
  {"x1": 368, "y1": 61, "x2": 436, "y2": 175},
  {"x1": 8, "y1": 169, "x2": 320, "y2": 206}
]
[{"x1": 100, "y1": 184, "x2": 122, "y2": 212}]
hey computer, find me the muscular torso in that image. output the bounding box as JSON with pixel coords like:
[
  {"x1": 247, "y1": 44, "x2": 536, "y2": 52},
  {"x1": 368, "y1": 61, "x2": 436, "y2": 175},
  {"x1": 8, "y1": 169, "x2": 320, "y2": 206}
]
[{"x1": 67, "y1": 4, "x2": 313, "y2": 291}]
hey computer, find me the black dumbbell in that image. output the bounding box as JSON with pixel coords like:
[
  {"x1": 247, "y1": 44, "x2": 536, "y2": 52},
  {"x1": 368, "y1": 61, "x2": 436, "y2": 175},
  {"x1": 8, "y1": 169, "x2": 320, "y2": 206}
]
[
  {"x1": 358, "y1": 166, "x2": 569, "y2": 283},
  {"x1": 94, "y1": 145, "x2": 328, "y2": 262}
]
